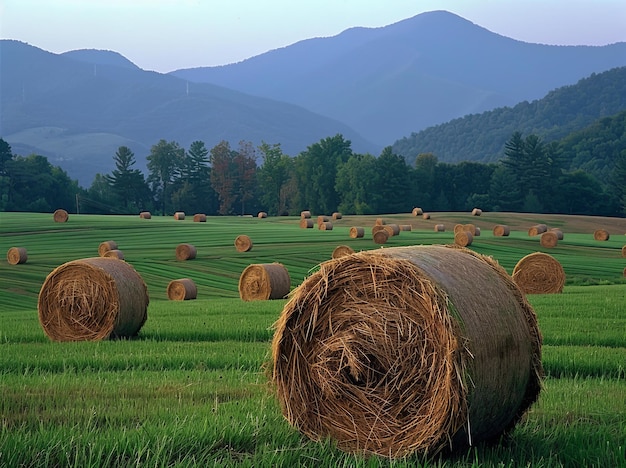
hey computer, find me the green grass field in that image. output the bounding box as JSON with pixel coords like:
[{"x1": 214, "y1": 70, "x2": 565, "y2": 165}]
[{"x1": 1, "y1": 212, "x2": 625, "y2": 466}]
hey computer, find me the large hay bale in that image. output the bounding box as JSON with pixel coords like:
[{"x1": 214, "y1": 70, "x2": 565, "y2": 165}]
[
  {"x1": 411, "y1": 207, "x2": 423, "y2": 216},
  {"x1": 239, "y1": 263, "x2": 290, "y2": 301},
  {"x1": 167, "y1": 278, "x2": 197, "y2": 301},
  {"x1": 332, "y1": 212, "x2": 343, "y2": 220},
  {"x1": 454, "y1": 231, "x2": 473, "y2": 247},
  {"x1": 300, "y1": 218, "x2": 314, "y2": 229},
  {"x1": 434, "y1": 224, "x2": 445, "y2": 232},
  {"x1": 383, "y1": 224, "x2": 400, "y2": 237},
  {"x1": 317, "y1": 215, "x2": 330, "y2": 226},
  {"x1": 540, "y1": 231, "x2": 558, "y2": 248},
  {"x1": 139, "y1": 211, "x2": 152, "y2": 219},
  {"x1": 453, "y1": 224, "x2": 464, "y2": 234},
  {"x1": 174, "y1": 211, "x2": 185, "y2": 220},
  {"x1": 175, "y1": 243, "x2": 197, "y2": 261},
  {"x1": 234, "y1": 235, "x2": 253, "y2": 252},
  {"x1": 332, "y1": 245, "x2": 355, "y2": 259},
  {"x1": 319, "y1": 221, "x2": 333, "y2": 231},
  {"x1": 463, "y1": 224, "x2": 476, "y2": 235},
  {"x1": 38, "y1": 257, "x2": 149, "y2": 341},
  {"x1": 349, "y1": 227, "x2": 365, "y2": 238},
  {"x1": 493, "y1": 225, "x2": 510, "y2": 237},
  {"x1": 7, "y1": 247, "x2": 27, "y2": 265},
  {"x1": 258, "y1": 211, "x2": 268, "y2": 218},
  {"x1": 272, "y1": 245, "x2": 542, "y2": 458},
  {"x1": 593, "y1": 229, "x2": 609, "y2": 241},
  {"x1": 53, "y1": 209, "x2": 69, "y2": 223},
  {"x1": 528, "y1": 224, "x2": 548, "y2": 236},
  {"x1": 193, "y1": 213, "x2": 207, "y2": 222},
  {"x1": 98, "y1": 240, "x2": 118, "y2": 257},
  {"x1": 471, "y1": 208, "x2": 482, "y2": 216},
  {"x1": 300, "y1": 210, "x2": 312, "y2": 219},
  {"x1": 550, "y1": 228, "x2": 564, "y2": 240},
  {"x1": 512, "y1": 252, "x2": 565, "y2": 294},
  {"x1": 372, "y1": 230, "x2": 389, "y2": 244},
  {"x1": 103, "y1": 249, "x2": 125, "y2": 260}
]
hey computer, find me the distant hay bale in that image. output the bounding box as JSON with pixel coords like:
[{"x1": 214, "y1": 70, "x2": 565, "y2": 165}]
[
  {"x1": 332, "y1": 212, "x2": 343, "y2": 220},
  {"x1": 375, "y1": 218, "x2": 386, "y2": 225},
  {"x1": 175, "y1": 243, "x2": 197, "y2": 261},
  {"x1": 471, "y1": 208, "x2": 482, "y2": 216},
  {"x1": 384, "y1": 224, "x2": 400, "y2": 237},
  {"x1": 434, "y1": 224, "x2": 445, "y2": 232},
  {"x1": 317, "y1": 215, "x2": 330, "y2": 226},
  {"x1": 53, "y1": 209, "x2": 69, "y2": 223},
  {"x1": 98, "y1": 240, "x2": 118, "y2": 257},
  {"x1": 512, "y1": 252, "x2": 565, "y2": 294},
  {"x1": 300, "y1": 210, "x2": 312, "y2": 219},
  {"x1": 271, "y1": 245, "x2": 542, "y2": 458},
  {"x1": 139, "y1": 211, "x2": 152, "y2": 219},
  {"x1": 411, "y1": 207, "x2": 423, "y2": 216},
  {"x1": 167, "y1": 278, "x2": 197, "y2": 301},
  {"x1": 622, "y1": 245, "x2": 626, "y2": 257},
  {"x1": 239, "y1": 263, "x2": 290, "y2": 301},
  {"x1": 422, "y1": 213, "x2": 430, "y2": 220},
  {"x1": 332, "y1": 245, "x2": 355, "y2": 259},
  {"x1": 540, "y1": 231, "x2": 558, "y2": 248},
  {"x1": 454, "y1": 231, "x2": 473, "y2": 247},
  {"x1": 528, "y1": 224, "x2": 548, "y2": 236},
  {"x1": 234, "y1": 235, "x2": 253, "y2": 252},
  {"x1": 400, "y1": 225, "x2": 412, "y2": 231},
  {"x1": 258, "y1": 211, "x2": 268, "y2": 219},
  {"x1": 37, "y1": 257, "x2": 149, "y2": 341},
  {"x1": 319, "y1": 221, "x2": 333, "y2": 231},
  {"x1": 463, "y1": 224, "x2": 476, "y2": 235},
  {"x1": 474, "y1": 227, "x2": 481, "y2": 236},
  {"x1": 372, "y1": 230, "x2": 389, "y2": 244},
  {"x1": 193, "y1": 213, "x2": 207, "y2": 222},
  {"x1": 7, "y1": 247, "x2": 27, "y2": 265},
  {"x1": 493, "y1": 225, "x2": 510, "y2": 237},
  {"x1": 103, "y1": 249, "x2": 125, "y2": 260},
  {"x1": 550, "y1": 228, "x2": 564, "y2": 240},
  {"x1": 173, "y1": 211, "x2": 185, "y2": 220},
  {"x1": 349, "y1": 227, "x2": 365, "y2": 238},
  {"x1": 371, "y1": 225, "x2": 387, "y2": 236},
  {"x1": 593, "y1": 229, "x2": 609, "y2": 241},
  {"x1": 300, "y1": 218, "x2": 314, "y2": 229}
]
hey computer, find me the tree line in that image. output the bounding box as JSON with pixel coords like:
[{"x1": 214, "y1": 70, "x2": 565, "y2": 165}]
[{"x1": 1, "y1": 132, "x2": 624, "y2": 217}]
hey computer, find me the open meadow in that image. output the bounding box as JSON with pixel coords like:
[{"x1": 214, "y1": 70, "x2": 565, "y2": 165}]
[{"x1": 1, "y1": 211, "x2": 625, "y2": 466}]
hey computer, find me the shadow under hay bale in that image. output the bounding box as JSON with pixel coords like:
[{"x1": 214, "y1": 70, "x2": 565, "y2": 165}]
[
  {"x1": 234, "y1": 235, "x2": 253, "y2": 252},
  {"x1": 300, "y1": 218, "x2": 314, "y2": 229},
  {"x1": 175, "y1": 243, "x2": 197, "y2": 261},
  {"x1": 349, "y1": 227, "x2": 365, "y2": 238},
  {"x1": 512, "y1": 252, "x2": 565, "y2": 294},
  {"x1": 454, "y1": 231, "x2": 473, "y2": 247},
  {"x1": 7, "y1": 247, "x2": 27, "y2": 265},
  {"x1": 271, "y1": 245, "x2": 542, "y2": 458},
  {"x1": 540, "y1": 231, "x2": 558, "y2": 248},
  {"x1": 139, "y1": 211, "x2": 151, "y2": 219},
  {"x1": 528, "y1": 224, "x2": 548, "y2": 236},
  {"x1": 167, "y1": 278, "x2": 197, "y2": 300},
  {"x1": 38, "y1": 257, "x2": 149, "y2": 341},
  {"x1": 53, "y1": 209, "x2": 69, "y2": 223},
  {"x1": 493, "y1": 225, "x2": 510, "y2": 237},
  {"x1": 593, "y1": 229, "x2": 609, "y2": 241},
  {"x1": 103, "y1": 249, "x2": 124, "y2": 260},
  {"x1": 98, "y1": 240, "x2": 118, "y2": 257},
  {"x1": 193, "y1": 213, "x2": 207, "y2": 222},
  {"x1": 332, "y1": 245, "x2": 354, "y2": 259},
  {"x1": 174, "y1": 211, "x2": 185, "y2": 220},
  {"x1": 239, "y1": 263, "x2": 290, "y2": 301}
]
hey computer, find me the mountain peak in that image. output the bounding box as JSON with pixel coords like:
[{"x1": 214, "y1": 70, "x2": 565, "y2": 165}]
[{"x1": 61, "y1": 49, "x2": 140, "y2": 70}]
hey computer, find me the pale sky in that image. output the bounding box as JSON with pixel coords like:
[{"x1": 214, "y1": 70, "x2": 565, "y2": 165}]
[{"x1": 1, "y1": 0, "x2": 625, "y2": 73}]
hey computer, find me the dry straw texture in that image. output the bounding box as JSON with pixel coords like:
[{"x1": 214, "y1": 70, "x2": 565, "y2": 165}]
[
  {"x1": 139, "y1": 211, "x2": 151, "y2": 219},
  {"x1": 239, "y1": 263, "x2": 290, "y2": 301},
  {"x1": 593, "y1": 229, "x2": 610, "y2": 241},
  {"x1": 383, "y1": 224, "x2": 400, "y2": 237},
  {"x1": 540, "y1": 231, "x2": 558, "y2": 248},
  {"x1": 234, "y1": 235, "x2": 253, "y2": 252},
  {"x1": 332, "y1": 212, "x2": 343, "y2": 220},
  {"x1": 400, "y1": 225, "x2": 412, "y2": 232},
  {"x1": 7, "y1": 247, "x2": 27, "y2": 265},
  {"x1": 332, "y1": 245, "x2": 355, "y2": 259},
  {"x1": 175, "y1": 243, "x2": 197, "y2": 261},
  {"x1": 411, "y1": 207, "x2": 423, "y2": 216},
  {"x1": 471, "y1": 208, "x2": 482, "y2": 216},
  {"x1": 167, "y1": 278, "x2": 197, "y2": 301},
  {"x1": 349, "y1": 227, "x2": 365, "y2": 238},
  {"x1": 271, "y1": 245, "x2": 542, "y2": 458},
  {"x1": 528, "y1": 224, "x2": 548, "y2": 236},
  {"x1": 193, "y1": 213, "x2": 207, "y2": 222},
  {"x1": 372, "y1": 230, "x2": 389, "y2": 244},
  {"x1": 434, "y1": 224, "x2": 445, "y2": 232},
  {"x1": 453, "y1": 224, "x2": 464, "y2": 234},
  {"x1": 512, "y1": 252, "x2": 565, "y2": 294},
  {"x1": 174, "y1": 211, "x2": 185, "y2": 220},
  {"x1": 319, "y1": 222, "x2": 333, "y2": 231},
  {"x1": 493, "y1": 225, "x2": 511, "y2": 237},
  {"x1": 38, "y1": 257, "x2": 149, "y2": 341},
  {"x1": 463, "y1": 224, "x2": 476, "y2": 235},
  {"x1": 258, "y1": 212, "x2": 268, "y2": 218},
  {"x1": 103, "y1": 249, "x2": 125, "y2": 260},
  {"x1": 53, "y1": 209, "x2": 69, "y2": 223},
  {"x1": 454, "y1": 231, "x2": 473, "y2": 247},
  {"x1": 300, "y1": 210, "x2": 312, "y2": 219},
  {"x1": 550, "y1": 228, "x2": 564, "y2": 240},
  {"x1": 98, "y1": 240, "x2": 118, "y2": 257},
  {"x1": 300, "y1": 219, "x2": 314, "y2": 229}
]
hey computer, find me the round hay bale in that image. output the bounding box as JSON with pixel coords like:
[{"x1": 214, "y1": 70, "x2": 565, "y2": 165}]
[
  {"x1": 550, "y1": 228, "x2": 564, "y2": 240},
  {"x1": 463, "y1": 224, "x2": 476, "y2": 235},
  {"x1": 371, "y1": 225, "x2": 387, "y2": 235},
  {"x1": 493, "y1": 225, "x2": 510, "y2": 237},
  {"x1": 332, "y1": 245, "x2": 355, "y2": 259},
  {"x1": 540, "y1": 231, "x2": 558, "y2": 248},
  {"x1": 103, "y1": 249, "x2": 124, "y2": 260},
  {"x1": 528, "y1": 224, "x2": 547, "y2": 236},
  {"x1": 332, "y1": 212, "x2": 343, "y2": 220},
  {"x1": 454, "y1": 230, "x2": 473, "y2": 247},
  {"x1": 349, "y1": 227, "x2": 365, "y2": 238},
  {"x1": 239, "y1": 263, "x2": 290, "y2": 301},
  {"x1": 271, "y1": 245, "x2": 542, "y2": 458},
  {"x1": 375, "y1": 218, "x2": 386, "y2": 226},
  {"x1": 300, "y1": 218, "x2": 314, "y2": 229},
  {"x1": 453, "y1": 224, "x2": 464, "y2": 234},
  {"x1": 167, "y1": 278, "x2": 197, "y2": 301},
  {"x1": 400, "y1": 224, "x2": 412, "y2": 232},
  {"x1": 98, "y1": 240, "x2": 118, "y2": 257},
  {"x1": 300, "y1": 210, "x2": 312, "y2": 219},
  {"x1": 37, "y1": 257, "x2": 149, "y2": 341},
  {"x1": 471, "y1": 208, "x2": 482, "y2": 216},
  {"x1": 474, "y1": 227, "x2": 481, "y2": 237},
  {"x1": 384, "y1": 224, "x2": 400, "y2": 237},
  {"x1": 422, "y1": 213, "x2": 430, "y2": 220},
  {"x1": 139, "y1": 211, "x2": 152, "y2": 219},
  {"x1": 317, "y1": 215, "x2": 330, "y2": 226},
  {"x1": 593, "y1": 229, "x2": 609, "y2": 241},
  {"x1": 512, "y1": 252, "x2": 565, "y2": 294},
  {"x1": 7, "y1": 247, "x2": 27, "y2": 265},
  {"x1": 193, "y1": 213, "x2": 207, "y2": 222},
  {"x1": 434, "y1": 224, "x2": 445, "y2": 232},
  {"x1": 234, "y1": 235, "x2": 253, "y2": 252},
  {"x1": 372, "y1": 230, "x2": 389, "y2": 244},
  {"x1": 174, "y1": 211, "x2": 185, "y2": 220},
  {"x1": 53, "y1": 209, "x2": 69, "y2": 223},
  {"x1": 258, "y1": 211, "x2": 268, "y2": 218},
  {"x1": 175, "y1": 243, "x2": 197, "y2": 261},
  {"x1": 622, "y1": 245, "x2": 626, "y2": 258},
  {"x1": 411, "y1": 207, "x2": 423, "y2": 216},
  {"x1": 319, "y1": 221, "x2": 333, "y2": 231}
]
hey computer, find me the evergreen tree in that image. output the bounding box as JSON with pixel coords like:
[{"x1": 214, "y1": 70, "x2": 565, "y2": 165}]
[{"x1": 106, "y1": 146, "x2": 150, "y2": 213}]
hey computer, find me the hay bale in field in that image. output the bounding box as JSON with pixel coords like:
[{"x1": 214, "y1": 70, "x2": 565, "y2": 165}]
[
  {"x1": 422, "y1": 213, "x2": 431, "y2": 220},
  {"x1": 103, "y1": 249, "x2": 124, "y2": 260},
  {"x1": 434, "y1": 224, "x2": 445, "y2": 232},
  {"x1": 400, "y1": 224, "x2": 412, "y2": 232},
  {"x1": 375, "y1": 218, "x2": 386, "y2": 225},
  {"x1": 372, "y1": 229, "x2": 389, "y2": 244},
  {"x1": 234, "y1": 235, "x2": 253, "y2": 252},
  {"x1": 474, "y1": 227, "x2": 481, "y2": 237},
  {"x1": 371, "y1": 225, "x2": 387, "y2": 235},
  {"x1": 258, "y1": 211, "x2": 268, "y2": 219},
  {"x1": 349, "y1": 227, "x2": 365, "y2": 238},
  {"x1": 411, "y1": 207, "x2": 423, "y2": 216},
  {"x1": 493, "y1": 225, "x2": 510, "y2": 237},
  {"x1": 239, "y1": 263, "x2": 290, "y2": 301},
  {"x1": 528, "y1": 224, "x2": 548, "y2": 236},
  {"x1": 454, "y1": 230, "x2": 473, "y2": 247},
  {"x1": 98, "y1": 240, "x2": 118, "y2": 257},
  {"x1": 332, "y1": 245, "x2": 355, "y2": 259},
  {"x1": 512, "y1": 252, "x2": 565, "y2": 294},
  {"x1": 463, "y1": 224, "x2": 476, "y2": 235},
  {"x1": 271, "y1": 245, "x2": 542, "y2": 458},
  {"x1": 319, "y1": 221, "x2": 333, "y2": 231},
  {"x1": 139, "y1": 211, "x2": 151, "y2": 219},
  {"x1": 300, "y1": 218, "x2": 314, "y2": 229},
  {"x1": 471, "y1": 208, "x2": 482, "y2": 216},
  {"x1": 384, "y1": 224, "x2": 400, "y2": 237},
  {"x1": 53, "y1": 209, "x2": 69, "y2": 223},
  {"x1": 317, "y1": 215, "x2": 330, "y2": 226},
  {"x1": 38, "y1": 257, "x2": 149, "y2": 341},
  {"x1": 593, "y1": 229, "x2": 609, "y2": 241},
  {"x1": 550, "y1": 228, "x2": 564, "y2": 240},
  {"x1": 540, "y1": 231, "x2": 558, "y2": 248},
  {"x1": 174, "y1": 211, "x2": 185, "y2": 220},
  {"x1": 7, "y1": 247, "x2": 27, "y2": 265},
  {"x1": 332, "y1": 212, "x2": 342, "y2": 220},
  {"x1": 167, "y1": 278, "x2": 197, "y2": 301},
  {"x1": 453, "y1": 224, "x2": 464, "y2": 234},
  {"x1": 622, "y1": 245, "x2": 626, "y2": 257},
  {"x1": 175, "y1": 243, "x2": 197, "y2": 261},
  {"x1": 300, "y1": 210, "x2": 312, "y2": 219},
  {"x1": 193, "y1": 213, "x2": 207, "y2": 222}
]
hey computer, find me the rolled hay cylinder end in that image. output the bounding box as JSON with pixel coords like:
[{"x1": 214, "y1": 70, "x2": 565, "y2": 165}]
[
  {"x1": 53, "y1": 209, "x2": 69, "y2": 223},
  {"x1": 139, "y1": 211, "x2": 152, "y2": 219},
  {"x1": 239, "y1": 263, "x2": 290, "y2": 301},
  {"x1": 317, "y1": 215, "x2": 330, "y2": 226},
  {"x1": 512, "y1": 252, "x2": 565, "y2": 294},
  {"x1": 98, "y1": 240, "x2": 118, "y2": 257},
  {"x1": 174, "y1": 211, "x2": 185, "y2": 220},
  {"x1": 175, "y1": 243, "x2": 197, "y2": 261},
  {"x1": 593, "y1": 229, "x2": 609, "y2": 241},
  {"x1": 300, "y1": 218, "x2": 314, "y2": 229},
  {"x1": 540, "y1": 231, "x2": 558, "y2": 248},
  {"x1": 167, "y1": 278, "x2": 197, "y2": 300},
  {"x1": 38, "y1": 257, "x2": 149, "y2": 341},
  {"x1": 258, "y1": 211, "x2": 268, "y2": 218},
  {"x1": 193, "y1": 213, "x2": 207, "y2": 222},
  {"x1": 234, "y1": 234, "x2": 253, "y2": 252},
  {"x1": 271, "y1": 245, "x2": 542, "y2": 458},
  {"x1": 349, "y1": 226, "x2": 365, "y2": 238},
  {"x1": 332, "y1": 245, "x2": 355, "y2": 259},
  {"x1": 454, "y1": 230, "x2": 473, "y2": 247},
  {"x1": 300, "y1": 210, "x2": 311, "y2": 219},
  {"x1": 372, "y1": 229, "x2": 389, "y2": 244},
  {"x1": 528, "y1": 224, "x2": 548, "y2": 236},
  {"x1": 7, "y1": 247, "x2": 27, "y2": 265},
  {"x1": 103, "y1": 249, "x2": 124, "y2": 260},
  {"x1": 434, "y1": 224, "x2": 445, "y2": 232},
  {"x1": 332, "y1": 212, "x2": 343, "y2": 220},
  {"x1": 411, "y1": 207, "x2": 423, "y2": 216},
  {"x1": 493, "y1": 225, "x2": 510, "y2": 237},
  {"x1": 319, "y1": 221, "x2": 333, "y2": 231}
]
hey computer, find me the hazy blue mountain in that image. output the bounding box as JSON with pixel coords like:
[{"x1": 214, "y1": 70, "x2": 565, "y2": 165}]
[
  {"x1": 171, "y1": 10, "x2": 626, "y2": 146},
  {"x1": 1, "y1": 40, "x2": 377, "y2": 186}
]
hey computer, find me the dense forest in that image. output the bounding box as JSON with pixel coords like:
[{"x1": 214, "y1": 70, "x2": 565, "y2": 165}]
[{"x1": 1, "y1": 108, "x2": 625, "y2": 217}]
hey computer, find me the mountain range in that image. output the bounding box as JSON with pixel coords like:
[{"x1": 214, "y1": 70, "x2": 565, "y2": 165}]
[{"x1": 2, "y1": 10, "x2": 626, "y2": 186}]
